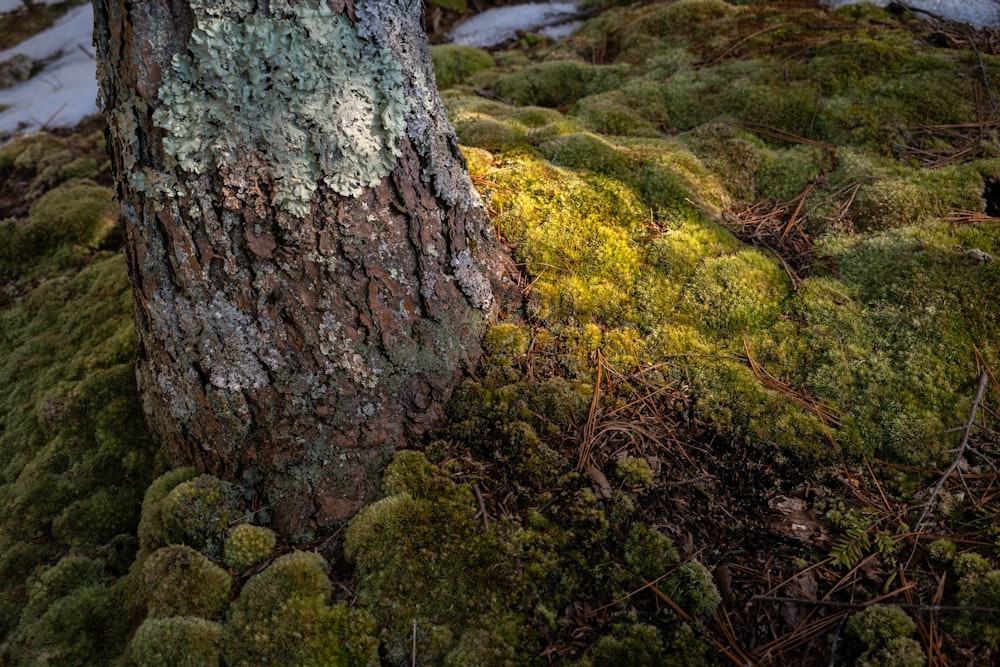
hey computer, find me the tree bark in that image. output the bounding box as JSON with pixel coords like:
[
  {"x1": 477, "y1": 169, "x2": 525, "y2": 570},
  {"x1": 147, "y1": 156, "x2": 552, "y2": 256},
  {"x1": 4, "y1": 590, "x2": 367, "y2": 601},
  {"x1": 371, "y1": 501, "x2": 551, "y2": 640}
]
[{"x1": 93, "y1": 0, "x2": 514, "y2": 539}]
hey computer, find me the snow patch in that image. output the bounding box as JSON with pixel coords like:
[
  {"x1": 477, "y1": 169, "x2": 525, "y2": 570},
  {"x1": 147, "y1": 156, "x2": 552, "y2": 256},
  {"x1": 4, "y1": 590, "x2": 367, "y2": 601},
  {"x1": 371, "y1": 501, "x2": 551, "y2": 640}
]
[
  {"x1": 447, "y1": 1, "x2": 582, "y2": 48},
  {"x1": 825, "y1": 0, "x2": 1000, "y2": 29},
  {"x1": 0, "y1": 3, "x2": 98, "y2": 138}
]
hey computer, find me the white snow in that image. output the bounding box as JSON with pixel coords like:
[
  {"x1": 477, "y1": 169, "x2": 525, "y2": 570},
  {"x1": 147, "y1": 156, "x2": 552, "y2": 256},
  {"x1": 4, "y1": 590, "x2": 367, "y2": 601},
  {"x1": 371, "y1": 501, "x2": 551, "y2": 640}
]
[
  {"x1": 448, "y1": 1, "x2": 582, "y2": 48},
  {"x1": 0, "y1": 3, "x2": 98, "y2": 138},
  {"x1": 0, "y1": 0, "x2": 65, "y2": 13},
  {"x1": 825, "y1": 0, "x2": 1000, "y2": 29}
]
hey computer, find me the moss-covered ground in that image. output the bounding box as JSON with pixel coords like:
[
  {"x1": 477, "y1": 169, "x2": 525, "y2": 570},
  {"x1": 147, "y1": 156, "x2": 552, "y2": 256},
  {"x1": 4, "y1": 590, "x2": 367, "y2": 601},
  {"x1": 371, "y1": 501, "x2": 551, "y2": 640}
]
[{"x1": 3, "y1": 0, "x2": 1000, "y2": 664}]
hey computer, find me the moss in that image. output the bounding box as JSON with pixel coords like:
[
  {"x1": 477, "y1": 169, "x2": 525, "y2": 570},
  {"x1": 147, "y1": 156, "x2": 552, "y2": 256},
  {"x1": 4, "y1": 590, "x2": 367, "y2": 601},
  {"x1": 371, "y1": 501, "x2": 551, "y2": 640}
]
[
  {"x1": 846, "y1": 605, "x2": 926, "y2": 667},
  {"x1": 614, "y1": 457, "x2": 653, "y2": 487},
  {"x1": 346, "y1": 451, "x2": 614, "y2": 665},
  {"x1": 223, "y1": 551, "x2": 379, "y2": 667},
  {"x1": 132, "y1": 616, "x2": 222, "y2": 667},
  {"x1": 539, "y1": 132, "x2": 631, "y2": 177},
  {"x1": 572, "y1": 91, "x2": 662, "y2": 138},
  {"x1": 847, "y1": 605, "x2": 917, "y2": 645},
  {"x1": 159, "y1": 474, "x2": 243, "y2": 557},
  {"x1": 680, "y1": 248, "x2": 789, "y2": 334},
  {"x1": 953, "y1": 552, "x2": 992, "y2": 578},
  {"x1": 623, "y1": 524, "x2": 678, "y2": 582},
  {"x1": 137, "y1": 468, "x2": 200, "y2": 553},
  {"x1": 664, "y1": 560, "x2": 720, "y2": 617},
  {"x1": 224, "y1": 524, "x2": 277, "y2": 572},
  {"x1": 586, "y1": 621, "x2": 709, "y2": 666},
  {"x1": 491, "y1": 60, "x2": 625, "y2": 108},
  {"x1": 926, "y1": 539, "x2": 956, "y2": 563},
  {"x1": 953, "y1": 570, "x2": 1000, "y2": 646},
  {"x1": 430, "y1": 44, "x2": 494, "y2": 89},
  {"x1": 452, "y1": 115, "x2": 528, "y2": 151},
  {"x1": 0, "y1": 180, "x2": 116, "y2": 277},
  {"x1": 0, "y1": 577, "x2": 129, "y2": 666},
  {"x1": 482, "y1": 323, "x2": 531, "y2": 366},
  {"x1": 142, "y1": 545, "x2": 231, "y2": 619}
]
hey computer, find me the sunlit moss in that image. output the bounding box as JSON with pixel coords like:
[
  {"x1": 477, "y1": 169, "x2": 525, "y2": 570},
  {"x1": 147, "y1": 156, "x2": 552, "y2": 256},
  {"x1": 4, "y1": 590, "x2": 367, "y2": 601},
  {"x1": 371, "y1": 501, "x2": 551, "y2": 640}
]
[
  {"x1": 224, "y1": 551, "x2": 379, "y2": 667},
  {"x1": 430, "y1": 44, "x2": 494, "y2": 89}
]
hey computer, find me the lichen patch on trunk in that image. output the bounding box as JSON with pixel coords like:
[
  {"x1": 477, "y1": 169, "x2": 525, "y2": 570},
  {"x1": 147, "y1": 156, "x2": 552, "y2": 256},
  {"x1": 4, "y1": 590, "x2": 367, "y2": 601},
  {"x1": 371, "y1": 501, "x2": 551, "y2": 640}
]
[{"x1": 153, "y1": 0, "x2": 411, "y2": 215}]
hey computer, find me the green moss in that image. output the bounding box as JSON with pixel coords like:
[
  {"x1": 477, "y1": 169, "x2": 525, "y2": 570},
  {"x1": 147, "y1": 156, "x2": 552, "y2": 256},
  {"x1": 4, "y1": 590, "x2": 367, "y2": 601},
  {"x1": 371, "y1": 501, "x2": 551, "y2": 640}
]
[
  {"x1": 572, "y1": 91, "x2": 662, "y2": 138},
  {"x1": 1, "y1": 576, "x2": 129, "y2": 666},
  {"x1": 132, "y1": 616, "x2": 222, "y2": 667},
  {"x1": 953, "y1": 570, "x2": 1000, "y2": 646},
  {"x1": 847, "y1": 605, "x2": 917, "y2": 645},
  {"x1": 680, "y1": 248, "x2": 789, "y2": 333},
  {"x1": 539, "y1": 132, "x2": 631, "y2": 176},
  {"x1": 159, "y1": 474, "x2": 243, "y2": 557},
  {"x1": 223, "y1": 551, "x2": 379, "y2": 667},
  {"x1": 587, "y1": 621, "x2": 709, "y2": 667},
  {"x1": 664, "y1": 560, "x2": 720, "y2": 617},
  {"x1": 137, "y1": 468, "x2": 200, "y2": 553},
  {"x1": 0, "y1": 180, "x2": 116, "y2": 277},
  {"x1": 623, "y1": 524, "x2": 678, "y2": 582},
  {"x1": 846, "y1": 605, "x2": 926, "y2": 667},
  {"x1": 926, "y1": 539, "x2": 956, "y2": 563},
  {"x1": 430, "y1": 45, "x2": 494, "y2": 89},
  {"x1": 346, "y1": 451, "x2": 615, "y2": 664},
  {"x1": 954, "y1": 552, "x2": 993, "y2": 578},
  {"x1": 224, "y1": 524, "x2": 277, "y2": 572},
  {"x1": 142, "y1": 545, "x2": 231, "y2": 619},
  {"x1": 491, "y1": 60, "x2": 625, "y2": 108},
  {"x1": 614, "y1": 457, "x2": 653, "y2": 487}
]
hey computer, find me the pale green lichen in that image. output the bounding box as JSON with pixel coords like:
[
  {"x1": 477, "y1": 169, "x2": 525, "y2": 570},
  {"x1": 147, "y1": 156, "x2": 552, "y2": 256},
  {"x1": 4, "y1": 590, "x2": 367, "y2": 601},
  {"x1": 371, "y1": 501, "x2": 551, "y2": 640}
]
[{"x1": 153, "y1": 0, "x2": 411, "y2": 215}]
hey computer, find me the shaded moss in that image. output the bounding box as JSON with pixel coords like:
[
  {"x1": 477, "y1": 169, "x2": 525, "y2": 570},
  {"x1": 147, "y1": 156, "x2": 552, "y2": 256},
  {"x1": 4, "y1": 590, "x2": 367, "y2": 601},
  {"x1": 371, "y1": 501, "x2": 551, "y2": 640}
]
[
  {"x1": 223, "y1": 524, "x2": 277, "y2": 573},
  {"x1": 846, "y1": 605, "x2": 926, "y2": 667},
  {"x1": 159, "y1": 474, "x2": 243, "y2": 557},
  {"x1": 614, "y1": 457, "x2": 653, "y2": 487},
  {"x1": 623, "y1": 524, "x2": 678, "y2": 582},
  {"x1": 136, "y1": 468, "x2": 199, "y2": 554},
  {"x1": 346, "y1": 451, "x2": 614, "y2": 665},
  {"x1": 132, "y1": 616, "x2": 221, "y2": 667},
  {"x1": 663, "y1": 560, "x2": 721, "y2": 617},
  {"x1": 953, "y1": 570, "x2": 1000, "y2": 646},
  {"x1": 142, "y1": 545, "x2": 231, "y2": 619}
]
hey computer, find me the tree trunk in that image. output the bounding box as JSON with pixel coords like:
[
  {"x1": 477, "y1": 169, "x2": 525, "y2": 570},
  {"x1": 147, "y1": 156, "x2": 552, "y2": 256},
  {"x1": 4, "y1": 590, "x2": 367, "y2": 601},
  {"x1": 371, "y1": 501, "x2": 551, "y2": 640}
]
[{"x1": 92, "y1": 0, "x2": 513, "y2": 539}]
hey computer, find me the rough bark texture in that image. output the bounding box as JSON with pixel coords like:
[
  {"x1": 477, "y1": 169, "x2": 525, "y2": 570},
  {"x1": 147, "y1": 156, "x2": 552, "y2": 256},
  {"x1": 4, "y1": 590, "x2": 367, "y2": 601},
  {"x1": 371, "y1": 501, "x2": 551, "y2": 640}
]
[{"x1": 93, "y1": 0, "x2": 514, "y2": 539}]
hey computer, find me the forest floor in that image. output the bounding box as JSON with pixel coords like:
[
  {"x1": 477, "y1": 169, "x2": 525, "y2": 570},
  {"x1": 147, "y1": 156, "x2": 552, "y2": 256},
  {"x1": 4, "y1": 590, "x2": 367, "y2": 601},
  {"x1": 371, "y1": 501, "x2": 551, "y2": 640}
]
[{"x1": 1, "y1": 1, "x2": 1000, "y2": 666}]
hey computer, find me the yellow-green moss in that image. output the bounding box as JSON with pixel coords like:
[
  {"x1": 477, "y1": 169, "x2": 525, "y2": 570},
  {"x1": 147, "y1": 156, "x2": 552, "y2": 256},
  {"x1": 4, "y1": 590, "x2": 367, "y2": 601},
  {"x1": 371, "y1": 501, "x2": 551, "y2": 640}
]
[
  {"x1": 846, "y1": 605, "x2": 926, "y2": 667},
  {"x1": 223, "y1": 551, "x2": 379, "y2": 667},
  {"x1": 490, "y1": 60, "x2": 626, "y2": 108},
  {"x1": 430, "y1": 44, "x2": 494, "y2": 89},
  {"x1": 159, "y1": 474, "x2": 243, "y2": 557},
  {"x1": 953, "y1": 570, "x2": 1000, "y2": 646},
  {"x1": 143, "y1": 545, "x2": 231, "y2": 619},
  {"x1": 664, "y1": 560, "x2": 720, "y2": 617},
  {"x1": 132, "y1": 616, "x2": 221, "y2": 667},
  {"x1": 223, "y1": 524, "x2": 277, "y2": 572},
  {"x1": 680, "y1": 248, "x2": 789, "y2": 333},
  {"x1": 614, "y1": 457, "x2": 653, "y2": 487}
]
